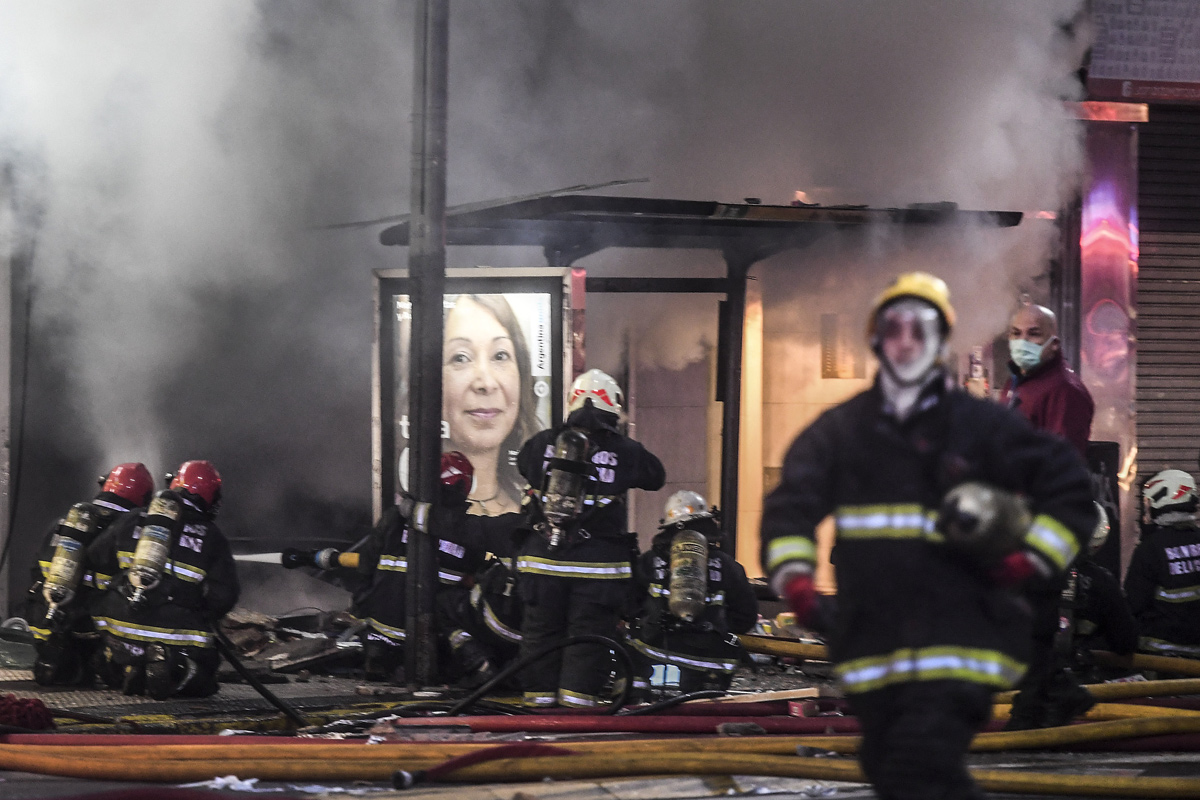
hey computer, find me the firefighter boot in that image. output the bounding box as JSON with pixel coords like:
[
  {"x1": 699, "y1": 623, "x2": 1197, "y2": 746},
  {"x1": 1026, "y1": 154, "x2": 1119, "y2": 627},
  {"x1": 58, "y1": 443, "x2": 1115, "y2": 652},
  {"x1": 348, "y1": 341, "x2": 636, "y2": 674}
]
[{"x1": 145, "y1": 644, "x2": 205, "y2": 700}]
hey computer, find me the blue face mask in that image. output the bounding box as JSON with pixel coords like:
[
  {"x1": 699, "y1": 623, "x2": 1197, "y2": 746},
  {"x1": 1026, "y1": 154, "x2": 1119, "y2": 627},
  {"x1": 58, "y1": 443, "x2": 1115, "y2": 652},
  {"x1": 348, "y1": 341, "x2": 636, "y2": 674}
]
[{"x1": 1009, "y1": 338, "x2": 1044, "y2": 371}]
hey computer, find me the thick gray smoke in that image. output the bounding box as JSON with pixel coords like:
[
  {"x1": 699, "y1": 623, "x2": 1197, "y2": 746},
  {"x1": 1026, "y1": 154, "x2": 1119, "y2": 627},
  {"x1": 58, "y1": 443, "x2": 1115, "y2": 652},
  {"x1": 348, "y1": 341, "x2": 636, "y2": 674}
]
[{"x1": 0, "y1": 1, "x2": 1087, "y2": 609}]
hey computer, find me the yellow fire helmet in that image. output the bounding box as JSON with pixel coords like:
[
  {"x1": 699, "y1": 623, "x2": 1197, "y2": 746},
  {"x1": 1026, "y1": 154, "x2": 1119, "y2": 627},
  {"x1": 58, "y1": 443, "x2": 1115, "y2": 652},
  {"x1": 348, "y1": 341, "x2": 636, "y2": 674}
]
[{"x1": 867, "y1": 271, "x2": 957, "y2": 339}]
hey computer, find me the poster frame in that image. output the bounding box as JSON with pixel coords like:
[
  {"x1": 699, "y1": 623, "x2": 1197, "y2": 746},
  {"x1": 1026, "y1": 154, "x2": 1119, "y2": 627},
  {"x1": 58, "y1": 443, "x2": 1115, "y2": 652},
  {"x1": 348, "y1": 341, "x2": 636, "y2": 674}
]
[{"x1": 372, "y1": 267, "x2": 569, "y2": 519}]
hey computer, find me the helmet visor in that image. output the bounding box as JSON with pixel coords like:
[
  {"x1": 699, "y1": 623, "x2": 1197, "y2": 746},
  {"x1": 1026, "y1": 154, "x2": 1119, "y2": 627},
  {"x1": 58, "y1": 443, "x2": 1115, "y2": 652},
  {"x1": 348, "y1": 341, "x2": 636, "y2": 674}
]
[{"x1": 877, "y1": 299, "x2": 943, "y2": 384}]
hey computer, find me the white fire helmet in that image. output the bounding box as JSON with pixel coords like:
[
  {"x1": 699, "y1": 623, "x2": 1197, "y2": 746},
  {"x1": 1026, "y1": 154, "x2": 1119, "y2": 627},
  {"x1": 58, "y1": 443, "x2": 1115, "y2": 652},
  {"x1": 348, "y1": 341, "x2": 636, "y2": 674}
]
[
  {"x1": 1089, "y1": 501, "x2": 1110, "y2": 556},
  {"x1": 568, "y1": 369, "x2": 623, "y2": 414},
  {"x1": 873, "y1": 298, "x2": 945, "y2": 385},
  {"x1": 662, "y1": 490, "x2": 712, "y2": 527},
  {"x1": 1144, "y1": 469, "x2": 1199, "y2": 517}
]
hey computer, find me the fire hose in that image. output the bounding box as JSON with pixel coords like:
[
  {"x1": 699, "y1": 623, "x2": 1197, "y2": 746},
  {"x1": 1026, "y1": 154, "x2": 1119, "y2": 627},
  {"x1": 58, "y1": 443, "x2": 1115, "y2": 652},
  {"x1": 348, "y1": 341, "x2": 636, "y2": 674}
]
[
  {"x1": 737, "y1": 636, "x2": 1200, "y2": 684},
  {"x1": 8, "y1": 734, "x2": 1200, "y2": 796}
]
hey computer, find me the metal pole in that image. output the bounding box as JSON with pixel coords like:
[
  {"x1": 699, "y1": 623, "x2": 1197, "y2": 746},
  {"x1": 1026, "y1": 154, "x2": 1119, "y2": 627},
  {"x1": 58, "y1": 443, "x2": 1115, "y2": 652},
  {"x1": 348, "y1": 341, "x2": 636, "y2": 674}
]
[
  {"x1": 404, "y1": 0, "x2": 449, "y2": 687},
  {"x1": 719, "y1": 255, "x2": 750, "y2": 555}
]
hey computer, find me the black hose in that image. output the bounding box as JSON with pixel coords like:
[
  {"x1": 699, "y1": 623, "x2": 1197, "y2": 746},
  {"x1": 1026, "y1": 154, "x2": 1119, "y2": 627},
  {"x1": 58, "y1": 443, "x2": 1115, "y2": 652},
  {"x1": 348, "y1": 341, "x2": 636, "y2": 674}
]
[
  {"x1": 213, "y1": 631, "x2": 307, "y2": 729},
  {"x1": 618, "y1": 689, "x2": 727, "y2": 716},
  {"x1": 445, "y1": 634, "x2": 633, "y2": 717}
]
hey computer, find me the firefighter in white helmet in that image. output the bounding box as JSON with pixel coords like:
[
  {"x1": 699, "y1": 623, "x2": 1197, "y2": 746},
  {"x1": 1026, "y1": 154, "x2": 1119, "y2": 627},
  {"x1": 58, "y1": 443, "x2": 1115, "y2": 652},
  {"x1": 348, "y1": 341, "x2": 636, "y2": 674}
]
[
  {"x1": 626, "y1": 490, "x2": 757, "y2": 700},
  {"x1": 760, "y1": 272, "x2": 1096, "y2": 800},
  {"x1": 1126, "y1": 469, "x2": 1200, "y2": 657},
  {"x1": 514, "y1": 368, "x2": 665, "y2": 708}
]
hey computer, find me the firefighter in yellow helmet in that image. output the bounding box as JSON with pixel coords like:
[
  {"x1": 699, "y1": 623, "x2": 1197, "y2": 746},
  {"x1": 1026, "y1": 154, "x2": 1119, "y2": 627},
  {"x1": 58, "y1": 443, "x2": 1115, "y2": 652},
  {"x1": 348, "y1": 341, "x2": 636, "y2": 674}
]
[{"x1": 761, "y1": 272, "x2": 1096, "y2": 800}]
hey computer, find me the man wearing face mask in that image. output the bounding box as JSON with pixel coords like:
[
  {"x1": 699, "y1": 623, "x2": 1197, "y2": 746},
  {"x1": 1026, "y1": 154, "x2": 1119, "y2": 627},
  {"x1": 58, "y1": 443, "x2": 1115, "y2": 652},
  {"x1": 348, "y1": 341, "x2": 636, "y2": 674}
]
[
  {"x1": 1001, "y1": 304, "x2": 1094, "y2": 459},
  {"x1": 762, "y1": 273, "x2": 1095, "y2": 800},
  {"x1": 999, "y1": 303, "x2": 1096, "y2": 730}
]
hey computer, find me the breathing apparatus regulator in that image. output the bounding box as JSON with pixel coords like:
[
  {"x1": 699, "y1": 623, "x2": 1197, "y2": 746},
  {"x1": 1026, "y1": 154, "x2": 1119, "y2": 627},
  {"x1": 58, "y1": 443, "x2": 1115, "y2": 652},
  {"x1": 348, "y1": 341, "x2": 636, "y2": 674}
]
[
  {"x1": 41, "y1": 503, "x2": 97, "y2": 623},
  {"x1": 937, "y1": 481, "x2": 1031, "y2": 567},
  {"x1": 661, "y1": 490, "x2": 721, "y2": 624},
  {"x1": 539, "y1": 427, "x2": 592, "y2": 550},
  {"x1": 127, "y1": 491, "x2": 182, "y2": 609}
]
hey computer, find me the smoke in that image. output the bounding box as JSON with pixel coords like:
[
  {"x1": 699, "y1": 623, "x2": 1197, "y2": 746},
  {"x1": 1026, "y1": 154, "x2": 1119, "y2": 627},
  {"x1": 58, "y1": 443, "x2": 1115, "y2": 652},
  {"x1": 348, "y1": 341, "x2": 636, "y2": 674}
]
[
  {"x1": 576, "y1": 0, "x2": 1089, "y2": 372},
  {"x1": 0, "y1": 1, "x2": 1089, "y2": 608}
]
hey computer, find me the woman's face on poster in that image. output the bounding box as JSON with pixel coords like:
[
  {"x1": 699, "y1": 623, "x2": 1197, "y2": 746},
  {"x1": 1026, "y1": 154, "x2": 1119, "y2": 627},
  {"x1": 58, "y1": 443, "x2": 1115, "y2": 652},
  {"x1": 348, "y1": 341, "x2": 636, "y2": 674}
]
[{"x1": 442, "y1": 297, "x2": 521, "y2": 455}]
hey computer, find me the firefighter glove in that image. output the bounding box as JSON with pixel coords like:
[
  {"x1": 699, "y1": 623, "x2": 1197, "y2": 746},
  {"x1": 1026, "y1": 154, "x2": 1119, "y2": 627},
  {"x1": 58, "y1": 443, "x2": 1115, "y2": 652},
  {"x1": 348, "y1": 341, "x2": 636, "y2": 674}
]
[
  {"x1": 990, "y1": 549, "x2": 1049, "y2": 588},
  {"x1": 782, "y1": 573, "x2": 819, "y2": 630}
]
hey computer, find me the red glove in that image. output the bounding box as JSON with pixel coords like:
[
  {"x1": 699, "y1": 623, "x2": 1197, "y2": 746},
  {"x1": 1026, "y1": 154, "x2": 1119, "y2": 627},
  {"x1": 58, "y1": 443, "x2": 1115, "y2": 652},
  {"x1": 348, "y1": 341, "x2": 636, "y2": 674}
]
[
  {"x1": 991, "y1": 550, "x2": 1039, "y2": 587},
  {"x1": 783, "y1": 573, "x2": 818, "y2": 629}
]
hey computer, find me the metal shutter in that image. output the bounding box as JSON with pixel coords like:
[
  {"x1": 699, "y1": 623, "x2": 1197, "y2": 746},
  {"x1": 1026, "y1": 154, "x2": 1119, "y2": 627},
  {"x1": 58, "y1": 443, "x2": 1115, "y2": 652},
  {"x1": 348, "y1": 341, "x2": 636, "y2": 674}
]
[{"x1": 1137, "y1": 106, "x2": 1200, "y2": 477}]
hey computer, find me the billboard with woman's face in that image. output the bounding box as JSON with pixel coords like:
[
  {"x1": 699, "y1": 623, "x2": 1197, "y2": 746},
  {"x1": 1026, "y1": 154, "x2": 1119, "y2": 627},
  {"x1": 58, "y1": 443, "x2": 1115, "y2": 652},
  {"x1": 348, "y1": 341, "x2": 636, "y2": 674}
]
[{"x1": 374, "y1": 269, "x2": 568, "y2": 519}]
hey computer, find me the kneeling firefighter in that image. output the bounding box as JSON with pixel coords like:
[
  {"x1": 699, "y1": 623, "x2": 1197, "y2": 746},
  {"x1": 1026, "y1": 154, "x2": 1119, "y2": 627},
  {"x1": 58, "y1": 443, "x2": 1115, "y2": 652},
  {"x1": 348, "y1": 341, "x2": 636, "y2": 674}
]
[
  {"x1": 89, "y1": 461, "x2": 239, "y2": 699},
  {"x1": 25, "y1": 463, "x2": 153, "y2": 686},
  {"x1": 761, "y1": 273, "x2": 1096, "y2": 800},
  {"x1": 515, "y1": 369, "x2": 666, "y2": 708},
  {"x1": 627, "y1": 491, "x2": 757, "y2": 699},
  {"x1": 283, "y1": 452, "x2": 487, "y2": 684}
]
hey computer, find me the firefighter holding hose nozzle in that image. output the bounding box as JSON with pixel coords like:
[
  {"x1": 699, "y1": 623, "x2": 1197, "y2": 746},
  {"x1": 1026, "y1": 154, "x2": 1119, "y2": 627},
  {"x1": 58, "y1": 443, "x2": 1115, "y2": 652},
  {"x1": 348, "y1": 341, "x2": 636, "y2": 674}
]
[
  {"x1": 282, "y1": 452, "x2": 495, "y2": 686},
  {"x1": 515, "y1": 369, "x2": 665, "y2": 708},
  {"x1": 627, "y1": 491, "x2": 757, "y2": 701},
  {"x1": 24, "y1": 462, "x2": 153, "y2": 686},
  {"x1": 89, "y1": 460, "x2": 239, "y2": 700},
  {"x1": 761, "y1": 273, "x2": 1096, "y2": 800}
]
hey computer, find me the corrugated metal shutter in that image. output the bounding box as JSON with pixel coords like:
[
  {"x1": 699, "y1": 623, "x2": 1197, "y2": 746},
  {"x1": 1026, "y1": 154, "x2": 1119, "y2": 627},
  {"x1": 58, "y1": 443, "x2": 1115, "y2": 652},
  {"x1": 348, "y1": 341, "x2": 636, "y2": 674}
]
[{"x1": 1137, "y1": 105, "x2": 1200, "y2": 477}]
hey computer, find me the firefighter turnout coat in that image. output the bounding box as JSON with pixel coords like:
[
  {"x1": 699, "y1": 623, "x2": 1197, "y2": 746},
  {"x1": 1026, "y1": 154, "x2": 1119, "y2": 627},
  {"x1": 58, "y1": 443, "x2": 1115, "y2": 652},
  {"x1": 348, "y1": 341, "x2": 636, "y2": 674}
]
[
  {"x1": 1125, "y1": 521, "x2": 1200, "y2": 657},
  {"x1": 351, "y1": 502, "x2": 483, "y2": 647},
  {"x1": 516, "y1": 419, "x2": 666, "y2": 580},
  {"x1": 89, "y1": 496, "x2": 239, "y2": 652},
  {"x1": 761, "y1": 377, "x2": 1095, "y2": 695},
  {"x1": 25, "y1": 493, "x2": 141, "y2": 643},
  {"x1": 629, "y1": 530, "x2": 758, "y2": 679}
]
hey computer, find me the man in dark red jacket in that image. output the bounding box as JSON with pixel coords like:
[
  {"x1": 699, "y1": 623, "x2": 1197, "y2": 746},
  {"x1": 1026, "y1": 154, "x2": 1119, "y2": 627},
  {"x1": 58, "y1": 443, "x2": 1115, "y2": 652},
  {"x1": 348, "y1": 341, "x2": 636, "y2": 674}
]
[
  {"x1": 999, "y1": 303, "x2": 1097, "y2": 729},
  {"x1": 1000, "y1": 304, "x2": 1094, "y2": 459}
]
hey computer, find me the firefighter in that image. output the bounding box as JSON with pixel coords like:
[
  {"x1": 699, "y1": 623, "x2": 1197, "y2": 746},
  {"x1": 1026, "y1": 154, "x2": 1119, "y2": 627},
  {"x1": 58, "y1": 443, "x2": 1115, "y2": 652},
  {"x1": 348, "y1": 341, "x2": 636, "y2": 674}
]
[
  {"x1": 515, "y1": 368, "x2": 666, "y2": 708},
  {"x1": 1126, "y1": 469, "x2": 1200, "y2": 658},
  {"x1": 761, "y1": 272, "x2": 1096, "y2": 800},
  {"x1": 89, "y1": 460, "x2": 239, "y2": 699},
  {"x1": 283, "y1": 452, "x2": 492, "y2": 685},
  {"x1": 24, "y1": 462, "x2": 153, "y2": 686},
  {"x1": 1008, "y1": 504, "x2": 1138, "y2": 728},
  {"x1": 1065, "y1": 504, "x2": 1138, "y2": 682},
  {"x1": 627, "y1": 490, "x2": 757, "y2": 699}
]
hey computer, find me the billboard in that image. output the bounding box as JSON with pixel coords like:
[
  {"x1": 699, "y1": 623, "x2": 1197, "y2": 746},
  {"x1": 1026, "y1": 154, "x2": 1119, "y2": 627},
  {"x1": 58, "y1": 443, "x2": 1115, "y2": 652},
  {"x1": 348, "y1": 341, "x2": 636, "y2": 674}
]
[
  {"x1": 1089, "y1": 2, "x2": 1200, "y2": 104},
  {"x1": 373, "y1": 268, "x2": 569, "y2": 519}
]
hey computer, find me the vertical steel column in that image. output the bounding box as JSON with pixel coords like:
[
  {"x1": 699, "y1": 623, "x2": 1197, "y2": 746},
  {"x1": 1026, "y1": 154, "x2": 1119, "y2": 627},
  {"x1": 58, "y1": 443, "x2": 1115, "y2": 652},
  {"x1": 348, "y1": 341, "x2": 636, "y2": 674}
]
[
  {"x1": 719, "y1": 255, "x2": 751, "y2": 554},
  {"x1": 404, "y1": 0, "x2": 449, "y2": 687},
  {"x1": 0, "y1": 171, "x2": 12, "y2": 616}
]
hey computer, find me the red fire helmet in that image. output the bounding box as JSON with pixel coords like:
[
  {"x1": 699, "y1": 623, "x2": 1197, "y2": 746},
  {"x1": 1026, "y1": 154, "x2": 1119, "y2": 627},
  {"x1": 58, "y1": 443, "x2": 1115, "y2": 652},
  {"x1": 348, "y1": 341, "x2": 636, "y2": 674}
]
[
  {"x1": 440, "y1": 451, "x2": 474, "y2": 500},
  {"x1": 169, "y1": 460, "x2": 222, "y2": 507},
  {"x1": 101, "y1": 462, "x2": 154, "y2": 507}
]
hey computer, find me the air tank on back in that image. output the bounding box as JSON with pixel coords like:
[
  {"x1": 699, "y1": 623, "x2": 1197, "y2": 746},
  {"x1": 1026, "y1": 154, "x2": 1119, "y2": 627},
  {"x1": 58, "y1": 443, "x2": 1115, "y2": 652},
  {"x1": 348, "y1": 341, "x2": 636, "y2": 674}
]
[
  {"x1": 42, "y1": 503, "x2": 95, "y2": 622},
  {"x1": 668, "y1": 528, "x2": 708, "y2": 623},
  {"x1": 541, "y1": 427, "x2": 591, "y2": 550},
  {"x1": 128, "y1": 491, "x2": 181, "y2": 608}
]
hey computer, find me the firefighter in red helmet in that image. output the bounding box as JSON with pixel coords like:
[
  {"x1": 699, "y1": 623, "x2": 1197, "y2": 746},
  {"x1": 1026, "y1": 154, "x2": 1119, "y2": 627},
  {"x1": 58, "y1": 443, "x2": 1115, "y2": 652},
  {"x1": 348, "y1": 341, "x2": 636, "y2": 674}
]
[
  {"x1": 284, "y1": 451, "x2": 500, "y2": 685},
  {"x1": 24, "y1": 462, "x2": 153, "y2": 686},
  {"x1": 89, "y1": 460, "x2": 239, "y2": 699}
]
